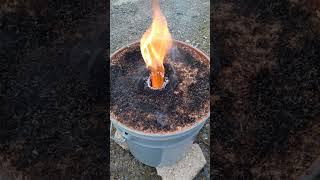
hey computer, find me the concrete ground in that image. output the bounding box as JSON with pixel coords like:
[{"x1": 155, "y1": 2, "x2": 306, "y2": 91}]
[{"x1": 110, "y1": 0, "x2": 210, "y2": 179}]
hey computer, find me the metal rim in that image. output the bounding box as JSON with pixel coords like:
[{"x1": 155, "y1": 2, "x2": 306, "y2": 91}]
[{"x1": 110, "y1": 39, "x2": 210, "y2": 137}]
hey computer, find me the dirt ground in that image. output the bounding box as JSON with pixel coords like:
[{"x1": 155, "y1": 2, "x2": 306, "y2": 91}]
[
  {"x1": 211, "y1": 0, "x2": 320, "y2": 179},
  {"x1": 110, "y1": 0, "x2": 210, "y2": 179}
]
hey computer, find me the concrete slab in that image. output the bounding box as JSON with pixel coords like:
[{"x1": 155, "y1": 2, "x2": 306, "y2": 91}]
[
  {"x1": 112, "y1": 132, "x2": 207, "y2": 180},
  {"x1": 156, "y1": 144, "x2": 206, "y2": 180},
  {"x1": 113, "y1": 130, "x2": 129, "y2": 150}
]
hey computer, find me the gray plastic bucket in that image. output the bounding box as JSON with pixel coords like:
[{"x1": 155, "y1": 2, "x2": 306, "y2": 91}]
[
  {"x1": 110, "y1": 114, "x2": 209, "y2": 167},
  {"x1": 110, "y1": 40, "x2": 209, "y2": 167}
]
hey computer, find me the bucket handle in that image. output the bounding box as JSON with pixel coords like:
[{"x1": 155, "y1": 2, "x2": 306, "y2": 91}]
[{"x1": 110, "y1": 121, "x2": 127, "y2": 143}]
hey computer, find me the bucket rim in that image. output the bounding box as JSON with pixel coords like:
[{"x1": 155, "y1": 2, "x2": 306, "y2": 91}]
[
  {"x1": 110, "y1": 39, "x2": 210, "y2": 62},
  {"x1": 110, "y1": 39, "x2": 210, "y2": 137},
  {"x1": 110, "y1": 113, "x2": 210, "y2": 137}
]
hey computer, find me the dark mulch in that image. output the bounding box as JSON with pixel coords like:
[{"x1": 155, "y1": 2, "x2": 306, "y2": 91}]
[
  {"x1": 211, "y1": 0, "x2": 320, "y2": 179},
  {"x1": 0, "y1": 1, "x2": 109, "y2": 179},
  {"x1": 111, "y1": 43, "x2": 209, "y2": 133}
]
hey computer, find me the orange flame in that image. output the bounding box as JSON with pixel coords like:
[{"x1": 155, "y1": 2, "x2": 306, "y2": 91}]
[{"x1": 140, "y1": 0, "x2": 172, "y2": 89}]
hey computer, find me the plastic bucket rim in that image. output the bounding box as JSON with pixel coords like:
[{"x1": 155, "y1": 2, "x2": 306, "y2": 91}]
[
  {"x1": 110, "y1": 39, "x2": 210, "y2": 62},
  {"x1": 110, "y1": 113, "x2": 210, "y2": 138},
  {"x1": 110, "y1": 39, "x2": 210, "y2": 137}
]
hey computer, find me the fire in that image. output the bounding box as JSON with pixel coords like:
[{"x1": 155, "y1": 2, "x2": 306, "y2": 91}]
[{"x1": 140, "y1": 0, "x2": 172, "y2": 89}]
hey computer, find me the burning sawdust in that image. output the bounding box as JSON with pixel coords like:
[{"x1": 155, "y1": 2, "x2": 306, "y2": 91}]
[
  {"x1": 173, "y1": 61, "x2": 198, "y2": 93},
  {"x1": 170, "y1": 61, "x2": 207, "y2": 122},
  {"x1": 110, "y1": 41, "x2": 209, "y2": 134}
]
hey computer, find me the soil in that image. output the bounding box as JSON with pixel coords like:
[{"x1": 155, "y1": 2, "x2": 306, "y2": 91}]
[
  {"x1": 0, "y1": 1, "x2": 109, "y2": 179},
  {"x1": 211, "y1": 0, "x2": 320, "y2": 179},
  {"x1": 111, "y1": 42, "x2": 209, "y2": 133}
]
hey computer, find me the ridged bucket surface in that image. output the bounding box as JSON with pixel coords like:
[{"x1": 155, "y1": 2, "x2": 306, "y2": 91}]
[
  {"x1": 110, "y1": 40, "x2": 209, "y2": 167},
  {"x1": 111, "y1": 115, "x2": 208, "y2": 167}
]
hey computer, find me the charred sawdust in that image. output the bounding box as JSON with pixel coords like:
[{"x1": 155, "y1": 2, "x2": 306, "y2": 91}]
[
  {"x1": 211, "y1": 0, "x2": 320, "y2": 179},
  {"x1": 111, "y1": 43, "x2": 209, "y2": 134},
  {"x1": 0, "y1": 1, "x2": 109, "y2": 179}
]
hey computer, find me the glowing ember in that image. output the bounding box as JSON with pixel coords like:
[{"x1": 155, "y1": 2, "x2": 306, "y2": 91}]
[{"x1": 140, "y1": 0, "x2": 172, "y2": 89}]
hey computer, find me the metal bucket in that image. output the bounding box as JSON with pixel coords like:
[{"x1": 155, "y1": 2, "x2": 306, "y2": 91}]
[
  {"x1": 110, "y1": 115, "x2": 209, "y2": 167},
  {"x1": 110, "y1": 40, "x2": 209, "y2": 167}
]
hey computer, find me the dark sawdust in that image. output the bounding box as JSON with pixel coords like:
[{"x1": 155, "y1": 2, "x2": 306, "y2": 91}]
[
  {"x1": 0, "y1": 1, "x2": 109, "y2": 179},
  {"x1": 211, "y1": 0, "x2": 320, "y2": 179},
  {"x1": 111, "y1": 43, "x2": 209, "y2": 133}
]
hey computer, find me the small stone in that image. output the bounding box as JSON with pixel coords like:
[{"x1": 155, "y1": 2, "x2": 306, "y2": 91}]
[
  {"x1": 113, "y1": 130, "x2": 129, "y2": 150},
  {"x1": 185, "y1": 40, "x2": 190, "y2": 43}
]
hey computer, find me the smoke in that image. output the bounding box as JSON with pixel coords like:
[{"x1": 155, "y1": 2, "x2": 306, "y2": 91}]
[
  {"x1": 168, "y1": 45, "x2": 182, "y2": 62},
  {"x1": 155, "y1": 111, "x2": 168, "y2": 127}
]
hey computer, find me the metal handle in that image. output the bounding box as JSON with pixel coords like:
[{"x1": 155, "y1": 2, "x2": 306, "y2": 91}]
[{"x1": 110, "y1": 121, "x2": 127, "y2": 143}]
